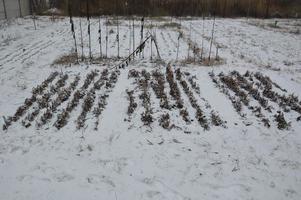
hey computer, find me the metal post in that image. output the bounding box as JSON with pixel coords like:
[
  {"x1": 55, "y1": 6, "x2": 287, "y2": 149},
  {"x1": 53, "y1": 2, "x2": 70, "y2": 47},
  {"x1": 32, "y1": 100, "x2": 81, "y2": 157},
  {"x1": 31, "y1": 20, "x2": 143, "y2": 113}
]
[{"x1": 2, "y1": 0, "x2": 7, "y2": 19}]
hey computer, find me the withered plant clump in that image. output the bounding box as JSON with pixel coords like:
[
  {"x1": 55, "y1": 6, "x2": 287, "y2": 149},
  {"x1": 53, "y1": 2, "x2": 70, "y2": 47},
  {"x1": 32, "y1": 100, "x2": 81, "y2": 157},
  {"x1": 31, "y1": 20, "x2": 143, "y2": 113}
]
[
  {"x1": 38, "y1": 76, "x2": 80, "y2": 127},
  {"x1": 54, "y1": 90, "x2": 86, "y2": 129},
  {"x1": 274, "y1": 111, "x2": 291, "y2": 130},
  {"x1": 93, "y1": 94, "x2": 109, "y2": 130},
  {"x1": 94, "y1": 69, "x2": 109, "y2": 90},
  {"x1": 159, "y1": 113, "x2": 170, "y2": 129},
  {"x1": 151, "y1": 70, "x2": 169, "y2": 109},
  {"x1": 166, "y1": 65, "x2": 183, "y2": 109},
  {"x1": 3, "y1": 72, "x2": 59, "y2": 130},
  {"x1": 255, "y1": 73, "x2": 301, "y2": 116},
  {"x1": 21, "y1": 108, "x2": 39, "y2": 128},
  {"x1": 77, "y1": 89, "x2": 96, "y2": 129},
  {"x1": 210, "y1": 111, "x2": 226, "y2": 127},
  {"x1": 128, "y1": 69, "x2": 140, "y2": 79},
  {"x1": 32, "y1": 71, "x2": 59, "y2": 95},
  {"x1": 81, "y1": 70, "x2": 98, "y2": 90},
  {"x1": 12, "y1": 96, "x2": 36, "y2": 122},
  {"x1": 94, "y1": 70, "x2": 120, "y2": 130},
  {"x1": 254, "y1": 72, "x2": 273, "y2": 90},
  {"x1": 55, "y1": 109, "x2": 70, "y2": 129},
  {"x1": 126, "y1": 90, "x2": 137, "y2": 116},
  {"x1": 139, "y1": 70, "x2": 153, "y2": 126},
  {"x1": 50, "y1": 74, "x2": 69, "y2": 93},
  {"x1": 2, "y1": 117, "x2": 13, "y2": 130},
  {"x1": 278, "y1": 94, "x2": 301, "y2": 115},
  {"x1": 21, "y1": 74, "x2": 70, "y2": 128},
  {"x1": 187, "y1": 76, "x2": 200, "y2": 94},
  {"x1": 54, "y1": 71, "x2": 99, "y2": 130},
  {"x1": 106, "y1": 70, "x2": 119, "y2": 89},
  {"x1": 209, "y1": 71, "x2": 243, "y2": 115},
  {"x1": 254, "y1": 72, "x2": 287, "y2": 92},
  {"x1": 180, "y1": 109, "x2": 190, "y2": 123},
  {"x1": 166, "y1": 65, "x2": 193, "y2": 124},
  {"x1": 232, "y1": 71, "x2": 269, "y2": 109},
  {"x1": 249, "y1": 106, "x2": 271, "y2": 128},
  {"x1": 21, "y1": 92, "x2": 52, "y2": 127},
  {"x1": 176, "y1": 68, "x2": 209, "y2": 130},
  {"x1": 39, "y1": 109, "x2": 53, "y2": 127},
  {"x1": 219, "y1": 73, "x2": 249, "y2": 106}
]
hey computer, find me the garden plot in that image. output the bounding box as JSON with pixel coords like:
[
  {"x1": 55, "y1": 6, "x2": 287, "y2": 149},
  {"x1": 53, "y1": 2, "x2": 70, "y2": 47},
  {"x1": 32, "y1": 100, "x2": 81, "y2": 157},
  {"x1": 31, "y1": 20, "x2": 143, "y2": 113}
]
[
  {"x1": 3, "y1": 68, "x2": 120, "y2": 131},
  {"x1": 0, "y1": 16, "x2": 301, "y2": 200}
]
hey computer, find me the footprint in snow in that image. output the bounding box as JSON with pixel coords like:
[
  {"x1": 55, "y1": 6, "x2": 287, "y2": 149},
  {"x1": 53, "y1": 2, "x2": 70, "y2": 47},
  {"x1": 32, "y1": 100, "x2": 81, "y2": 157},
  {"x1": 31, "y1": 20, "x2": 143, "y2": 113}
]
[
  {"x1": 52, "y1": 172, "x2": 74, "y2": 182},
  {"x1": 86, "y1": 174, "x2": 115, "y2": 187}
]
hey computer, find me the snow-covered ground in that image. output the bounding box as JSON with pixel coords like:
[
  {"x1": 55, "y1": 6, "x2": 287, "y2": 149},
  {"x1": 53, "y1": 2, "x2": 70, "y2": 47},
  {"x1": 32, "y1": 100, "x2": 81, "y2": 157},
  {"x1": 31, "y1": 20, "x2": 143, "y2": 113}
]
[{"x1": 0, "y1": 16, "x2": 301, "y2": 200}]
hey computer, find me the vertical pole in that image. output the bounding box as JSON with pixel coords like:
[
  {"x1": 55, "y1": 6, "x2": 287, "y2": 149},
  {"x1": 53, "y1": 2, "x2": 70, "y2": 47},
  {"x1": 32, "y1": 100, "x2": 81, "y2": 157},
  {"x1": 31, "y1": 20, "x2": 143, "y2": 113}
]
[
  {"x1": 99, "y1": 17, "x2": 102, "y2": 58},
  {"x1": 87, "y1": 0, "x2": 92, "y2": 60},
  {"x1": 188, "y1": 22, "x2": 192, "y2": 59},
  {"x1": 115, "y1": 0, "x2": 120, "y2": 58},
  {"x1": 247, "y1": 0, "x2": 251, "y2": 21},
  {"x1": 208, "y1": 0, "x2": 217, "y2": 62},
  {"x1": 176, "y1": 33, "x2": 180, "y2": 61},
  {"x1": 117, "y1": 15, "x2": 120, "y2": 58},
  {"x1": 265, "y1": 0, "x2": 271, "y2": 19},
  {"x1": 150, "y1": 20, "x2": 153, "y2": 61},
  {"x1": 127, "y1": 2, "x2": 131, "y2": 55},
  {"x1": 79, "y1": 2, "x2": 84, "y2": 61},
  {"x1": 68, "y1": 0, "x2": 79, "y2": 63},
  {"x1": 208, "y1": 15, "x2": 215, "y2": 61},
  {"x1": 140, "y1": 17, "x2": 144, "y2": 58},
  {"x1": 80, "y1": 18, "x2": 84, "y2": 60},
  {"x1": 106, "y1": 17, "x2": 108, "y2": 58},
  {"x1": 18, "y1": 0, "x2": 22, "y2": 17},
  {"x1": 201, "y1": 14, "x2": 204, "y2": 61},
  {"x1": 2, "y1": 0, "x2": 7, "y2": 19},
  {"x1": 132, "y1": 18, "x2": 135, "y2": 60},
  {"x1": 30, "y1": 0, "x2": 36, "y2": 30},
  {"x1": 129, "y1": 20, "x2": 131, "y2": 54}
]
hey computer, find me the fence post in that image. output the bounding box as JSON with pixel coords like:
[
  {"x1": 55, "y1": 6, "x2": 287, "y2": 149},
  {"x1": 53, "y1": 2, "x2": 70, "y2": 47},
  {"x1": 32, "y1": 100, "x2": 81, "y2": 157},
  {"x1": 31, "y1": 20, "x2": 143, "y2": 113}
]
[{"x1": 2, "y1": 0, "x2": 7, "y2": 19}]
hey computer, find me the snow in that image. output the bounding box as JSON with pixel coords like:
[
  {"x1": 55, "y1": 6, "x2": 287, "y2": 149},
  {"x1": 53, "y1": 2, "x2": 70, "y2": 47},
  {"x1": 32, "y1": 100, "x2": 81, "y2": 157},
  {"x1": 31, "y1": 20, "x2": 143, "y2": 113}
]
[{"x1": 0, "y1": 16, "x2": 301, "y2": 200}]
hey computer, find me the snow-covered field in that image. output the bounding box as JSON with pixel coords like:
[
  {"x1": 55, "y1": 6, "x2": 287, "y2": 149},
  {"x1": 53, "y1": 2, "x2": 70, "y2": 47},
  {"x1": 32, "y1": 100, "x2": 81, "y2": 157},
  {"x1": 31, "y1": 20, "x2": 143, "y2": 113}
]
[{"x1": 0, "y1": 16, "x2": 301, "y2": 200}]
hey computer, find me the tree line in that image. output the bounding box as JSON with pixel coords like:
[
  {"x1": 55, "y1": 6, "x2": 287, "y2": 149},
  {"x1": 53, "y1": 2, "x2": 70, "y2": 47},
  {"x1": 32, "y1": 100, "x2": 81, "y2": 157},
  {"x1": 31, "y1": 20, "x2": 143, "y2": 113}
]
[{"x1": 42, "y1": 0, "x2": 300, "y2": 18}]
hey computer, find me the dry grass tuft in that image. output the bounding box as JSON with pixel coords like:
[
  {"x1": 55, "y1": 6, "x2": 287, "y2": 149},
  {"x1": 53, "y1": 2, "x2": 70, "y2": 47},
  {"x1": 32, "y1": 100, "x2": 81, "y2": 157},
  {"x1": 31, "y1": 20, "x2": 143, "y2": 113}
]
[{"x1": 52, "y1": 53, "x2": 78, "y2": 66}]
